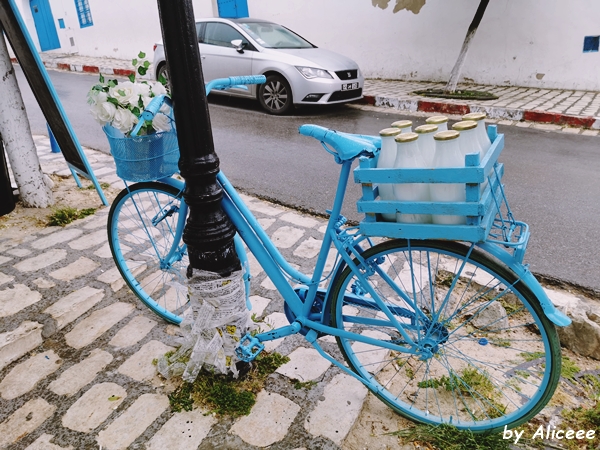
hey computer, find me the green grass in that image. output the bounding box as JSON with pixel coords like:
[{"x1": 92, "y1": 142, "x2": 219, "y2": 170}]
[
  {"x1": 166, "y1": 351, "x2": 289, "y2": 417},
  {"x1": 389, "y1": 424, "x2": 510, "y2": 450},
  {"x1": 83, "y1": 182, "x2": 110, "y2": 190},
  {"x1": 47, "y1": 207, "x2": 96, "y2": 226}
]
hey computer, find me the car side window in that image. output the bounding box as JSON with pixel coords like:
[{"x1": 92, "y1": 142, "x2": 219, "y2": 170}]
[{"x1": 203, "y1": 22, "x2": 249, "y2": 48}]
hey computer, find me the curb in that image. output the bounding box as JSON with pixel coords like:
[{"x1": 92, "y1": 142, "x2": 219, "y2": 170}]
[
  {"x1": 11, "y1": 57, "x2": 135, "y2": 78},
  {"x1": 363, "y1": 94, "x2": 600, "y2": 130}
]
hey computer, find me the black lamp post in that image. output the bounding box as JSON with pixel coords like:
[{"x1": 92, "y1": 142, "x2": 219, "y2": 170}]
[{"x1": 156, "y1": 0, "x2": 240, "y2": 277}]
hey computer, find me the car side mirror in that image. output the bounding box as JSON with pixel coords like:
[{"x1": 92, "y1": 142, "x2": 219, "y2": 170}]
[{"x1": 231, "y1": 39, "x2": 245, "y2": 53}]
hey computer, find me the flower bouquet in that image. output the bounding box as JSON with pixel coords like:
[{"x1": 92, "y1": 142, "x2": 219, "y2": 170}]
[{"x1": 89, "y1": 52, "x2": 179, "y2": 182}]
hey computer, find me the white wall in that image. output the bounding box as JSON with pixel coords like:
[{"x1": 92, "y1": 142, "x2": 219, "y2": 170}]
[
  {"x1": 248, "y1": 0, "x2": 600, "y2": 90},
  {"x1": 13, "y1": 0, "x2": 218, "y2": 60}
]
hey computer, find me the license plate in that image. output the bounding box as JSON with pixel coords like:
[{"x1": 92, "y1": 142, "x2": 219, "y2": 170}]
[{"x1": 341, "y1": 82, "x2": 359, "y2": 91}]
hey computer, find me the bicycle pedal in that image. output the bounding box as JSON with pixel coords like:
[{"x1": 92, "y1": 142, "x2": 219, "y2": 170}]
[{"x1": 235, "y1": 334, "x2": 265, "y2": 362}]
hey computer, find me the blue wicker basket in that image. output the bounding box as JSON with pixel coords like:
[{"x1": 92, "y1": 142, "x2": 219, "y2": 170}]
[{"x1": 103, "y1": 125, "x2": 179, "y2": 182}]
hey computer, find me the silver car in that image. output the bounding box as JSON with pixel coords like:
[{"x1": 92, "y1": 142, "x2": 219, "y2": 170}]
[{"x1": 153, "y1": 18, "x2": 364, "y2": 115}]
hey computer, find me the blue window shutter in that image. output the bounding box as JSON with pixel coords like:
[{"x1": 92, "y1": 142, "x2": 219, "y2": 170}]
[
  {"x1": 217, "y1": 0, "x2": 249, "y2": 19},
  {"x1": 74, "y1": 0, "x2": 93, "y2": 28}
]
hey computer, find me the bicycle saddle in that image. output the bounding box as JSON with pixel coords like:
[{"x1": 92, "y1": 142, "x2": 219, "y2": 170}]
[{"x1": 299, "y1": 124, "x2": 378, "y2": 163}]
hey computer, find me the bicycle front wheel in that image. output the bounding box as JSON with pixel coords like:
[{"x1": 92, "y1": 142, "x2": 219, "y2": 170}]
[
  {"x1": 108, "y1": 182, "x2": 189, "y2": 324},
  {"x1": 329, "y1": 239, "x2": 560, "y2": 432}
]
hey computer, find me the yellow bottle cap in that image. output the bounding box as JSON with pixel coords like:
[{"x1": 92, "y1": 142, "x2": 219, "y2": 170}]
[
  {"x1": 379, "y1": 127, "x2": 402, "y2": 137},
  {"x1": 395, "y1": 132, "x2": 419, "y2": 143},
  {"x1": 452, "y1": 120, "x2": 478, "y2": 131},
  {"x1": 434, "y1": 130, "x2": 460, "y2": 141},
  {"x1": 426, "y1": 116, "x2": 448, "y2": 125},
  {"x1": 414, "y1": 124, "x2": 438, "y2": 134},
  {"x1": 390, "y1": 120, "x2": 413, "y2": 129}
]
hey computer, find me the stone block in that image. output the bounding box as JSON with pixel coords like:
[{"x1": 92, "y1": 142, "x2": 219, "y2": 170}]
[
  {"x1": 230, "y1": 391, "x2": 300, "y2": 447},
  {"x1": 69, "y1": 229, "x2": 108, "y2": 250},
  {"x1": 0, "y1": 398, "x2": 56, "y2": 448},
  {"x1": 117, "y1": 340, "x2": 174, "y2": 382},
  {"x1": 109, "y1": 316, "x2": 157, "y2": 348},
  {"x1": 0, "y1": 321, "x2": 44, "y2": 370},
  {"x1": 0, "y1": 284, "x2": 42, "y2": 317},
  {"x1": 30, "y1": 228, "x2": 83, "y2": 250},
  {"x1": 270, "y1": 226, "x2": 304, "y2": 249},
  {"x1": 62, "y1": 382, "x2": 127, "y2": 432},
  {"x1": 49, "y1": 256, "x2": 100, "y2": 281},
  {"x1": 146, "y1": 408, "x2": 217, "y2": 450},
  {"x1": 0, "y1": 350, "x2": 61, "y2": 400},
  {"x1": 14, "y1": 249, "x2": 67, "y2": 273},
  {"x1": 25, "y1": 434, "x2": 75, "y2": 450},
  {"x1": 276, "y1": 347, "x2": 331, "y2": 381},
  {"x1": 43, "y1": 286, "x2": 105, "y2": 330},
  {"x1": 48, "y1": 349, "x2": 113, "y2": 396}
]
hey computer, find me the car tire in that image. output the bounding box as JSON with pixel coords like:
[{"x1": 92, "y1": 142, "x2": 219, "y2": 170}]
[
  {"x1": 258, "y1": 74, "x2": 293, "y2": 115},
  {"x1": 157, "y1": 64, "x2": 171, "y2": 93}
]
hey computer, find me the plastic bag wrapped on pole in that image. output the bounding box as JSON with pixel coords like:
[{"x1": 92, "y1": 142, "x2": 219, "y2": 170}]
[{"x1": 157, "y1": 269, "x2": 250, "y2": 381}]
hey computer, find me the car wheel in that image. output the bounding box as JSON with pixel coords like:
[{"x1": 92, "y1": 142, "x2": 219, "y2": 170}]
[
  {"x1": 258, "y1": 75, "x2": 293, "y2": 115},
  {"x1": 157, "y1": 64, "x2": 171, "y2": 93}
]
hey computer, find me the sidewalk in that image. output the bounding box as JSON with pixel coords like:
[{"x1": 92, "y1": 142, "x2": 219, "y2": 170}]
[
  {"x1": 27, "y1": 52, "x2": 600, "y2": 135},
  {"x1": 1, "y1": 134, "x2": 599, "y2": 449}
]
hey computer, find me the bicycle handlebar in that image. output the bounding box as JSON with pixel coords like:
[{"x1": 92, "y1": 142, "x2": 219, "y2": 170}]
[{"x1": 205, "y1": 75, "x2": 266, "y2": 95}]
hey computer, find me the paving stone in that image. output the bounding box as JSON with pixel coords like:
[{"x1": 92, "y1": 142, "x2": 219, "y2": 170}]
[
  {"x1": 14, "y1": 249, "x2": 67, "y2": 272},
  {"x1": 515, "y1": 121, "x2": 532, "y2": 128},
  {"x1": 293, "y1": 237, "x2": 322, "y2": 259},
  {"x1": 0, "y1": 398, "x2": 57, "y2": 448},
  {"x1": 32, "y1": 277, "x2": 55, "y2": 288},
  {"x1": 97, "y1": 266, "x2": 127, "y2": 291},
  {"x1": 0, "y1": 321, "x2": 44, "y2": 371},
  {"x1": 25, "y1": 433, "x2": 75, "y2": 450},
  {"x1": 117, "y1": 340, "x2": 174, "y2": 382},
  {"x1": 62, "y1": 382, "x2": 127, "y2": 432},
  {"x1": 0, "y1": 271, "x2": 13, "y2": 286},
  {"x1": 49, "y1": 256, "x2": 100, "y2": 281},
  {"x1": 30, "y1": 228, "x2": 83, "y2": 250},
  {"x1": 270, "y1": 226, "x2": 305, "y2": 249},
  {"x1": 69, "y1": 229, "x2": 107, "y2": 250},
  {"x1": 0, "y1": 255, "x2": 12, "y2": 265},
  {"x1": 246, "y1": 252, "x2": 264, "y2": 278},
  {"x1": 48, "y1": 349, "x2": 113, "y2": 396},
  {"x1": 562, "y1": 127, "x2": 581, "y2": 134},
  {"x1": 96, "y1": 393, "x2": 169, "y2": 450},
  {"x1": 6, "y1": 247, "x2": 31, "y2": 257},
  {"x1": 0, "y1": 284, "x2": 41, "y2": 318},
  {"x1": 276, "y1": 347, "x2": 331, "y2": 381},
  {"x1": 146, "y1": 408, "x2": 217, "y2": 450},
  {"x1": 249, "y1": 295, "x2": 271, "y2": 317},
  {"x1": 0, "y1": 350, "x2": 61, "y2": 400},
  {"x1": 280, "y1": 212, "x2": 319, "y2": 228},
  {"x1": 304, "y1": 373, "x2": 368, "y2": 445},
  {"x1": 109, "y1": 316, "x2": 157, "y2": 348},
  {"x1": 262, "y1": 313, "x2": 290, "y2": 352},
  {"x1": 260, "y1": 275, "x2": 277, "y2": 291},
  {"x1": 247, "y1": 201, "x2": 283, "y2": 216},
  {"x1": 94, "y1": 242, "x2": 114, "y2": 258},
  {"x1": 64, "y1": 302, "x2": 135, "y2": 349},
  {"x1": 82, "y1": 214, "x2": 109, "y2": 229},
  {"x1": 43, "y1": 286, "x2": 105, "y2": 330},
  {"x1": 582, "y1": 129, "x2": 600, "y2": 136},
  {"x1": 230, "y1": 391, "x2": 301, "y2": 447},
  {"x1": 257, "y1": 217, "x2": 276, "y2": 230},
  {"x1": 533, "y1": 123, "x2": 563, "y2": 131}
]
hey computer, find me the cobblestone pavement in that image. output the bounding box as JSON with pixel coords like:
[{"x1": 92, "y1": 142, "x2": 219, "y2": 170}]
[{"x1": 0, "y1": 137, "x2": 371, "y2": 449}]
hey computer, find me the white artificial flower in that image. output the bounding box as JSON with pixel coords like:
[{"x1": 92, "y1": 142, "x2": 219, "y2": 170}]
[
  {"x1": 87, "y1": 90, "x2": 108, "y2": 106},
  {"x1": 90, "y1": 101, "x2": 116, "y2": 125},
  {"x1": 151, "y1": 82, "x2": 167, "y2": 96},
  {"x1": 152, "y1": 113, "x2": 171, "y2": 132},
  {"x1": 142, "y1": 95, "x2": 154, "y2": 108},
  {"x1": 112, "y1": 108, "x2": 139, "y2": 134},
  {"x1": 109, "y1": 81, "x2": 139, "y2": 107},
  {"x1": 133, "y1": 82, "x2": 151, "y2": 101}
]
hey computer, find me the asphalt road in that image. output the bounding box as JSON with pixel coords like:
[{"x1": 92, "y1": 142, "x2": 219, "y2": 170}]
[{"x1": 15, "y1": 68, "x2": 600, "y2": 293}]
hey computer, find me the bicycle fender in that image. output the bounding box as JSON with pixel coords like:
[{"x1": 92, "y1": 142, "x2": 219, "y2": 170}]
[
  {"x1": 156, "y1": 177, "x2": 184, "y2": 190},
  {"x1": 478, "y1": 242, "x2": 571, "y2": 327}
]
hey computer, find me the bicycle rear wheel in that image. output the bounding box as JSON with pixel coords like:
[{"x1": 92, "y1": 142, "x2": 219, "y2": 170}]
[
  {"x1": 108, "y1": 182, "x2": 188, "y2": 324},
  {"x1": 329, "y1": 239, "x2": 560, "y2": 433}
]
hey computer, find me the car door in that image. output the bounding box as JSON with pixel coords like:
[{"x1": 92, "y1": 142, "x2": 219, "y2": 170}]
[{"x1": 199, "y1": 22, "x2": 254, "y2": 97}]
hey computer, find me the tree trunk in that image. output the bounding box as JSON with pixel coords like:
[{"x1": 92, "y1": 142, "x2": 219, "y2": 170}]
[
  {"x1": 0, "y1": 33, "x2": 53, "y2": 207},
  {"x1": 444, "y1": 0, "x2": 489, "y2": 93}
]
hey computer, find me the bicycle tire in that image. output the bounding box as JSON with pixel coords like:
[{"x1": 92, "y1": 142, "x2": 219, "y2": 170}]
[
  {"x1": 108, "y1": 182, "x2": 189, "y2": 324},
  {"x1": 329, "y1": 239, "x2": 561, "y2": 433}
]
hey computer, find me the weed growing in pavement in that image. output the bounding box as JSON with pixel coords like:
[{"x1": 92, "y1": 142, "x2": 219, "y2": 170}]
[
  {"x1": 47, "y1": 206, "x2": 96, "y2": 226},
  {"x1": 83, "y1": 182, "x2": 110, "y2": 190},
  {"x1": 389, "y1": 423, "x2": 510, "y2": 450},
  {"x1": 293, "y1": 380, "x2": 318, "y2": 390},
  {"x1": 166, "y1": 351, "x2": 289, "y2": 416}
]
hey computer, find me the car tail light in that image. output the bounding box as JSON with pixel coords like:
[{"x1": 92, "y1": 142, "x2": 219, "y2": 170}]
[{"x1": 153, "y1": 44, "x2": 157, "y2": 52}]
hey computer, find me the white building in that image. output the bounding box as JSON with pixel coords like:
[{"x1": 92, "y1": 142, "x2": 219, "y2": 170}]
[{"x1": 12, "y1": 0, "x2": 600, "y2": 90}]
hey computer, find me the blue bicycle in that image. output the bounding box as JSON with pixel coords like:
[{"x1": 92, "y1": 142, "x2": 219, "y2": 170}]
[{"x1": 107, "y1": 75, "x2": 568, "y2": 432}]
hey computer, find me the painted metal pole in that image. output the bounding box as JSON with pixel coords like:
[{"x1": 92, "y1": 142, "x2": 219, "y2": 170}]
[{"x1": 156, "y1": 0, "x2": 240, "y2": 276}]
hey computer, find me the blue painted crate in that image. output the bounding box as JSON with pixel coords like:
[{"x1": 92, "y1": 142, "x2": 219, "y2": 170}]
[{"x1": 354, "y1": 125, "x2": 511, "y2": 243}]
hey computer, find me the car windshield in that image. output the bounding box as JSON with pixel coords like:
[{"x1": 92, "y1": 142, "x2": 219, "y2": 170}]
[{"x1": 238, "y1": 22, "x2": 315, "y2": 49}]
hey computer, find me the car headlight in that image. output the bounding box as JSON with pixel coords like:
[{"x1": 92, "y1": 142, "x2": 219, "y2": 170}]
[{"x1": 295, "y1": 66, "x2": 333, "y2": 79}]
